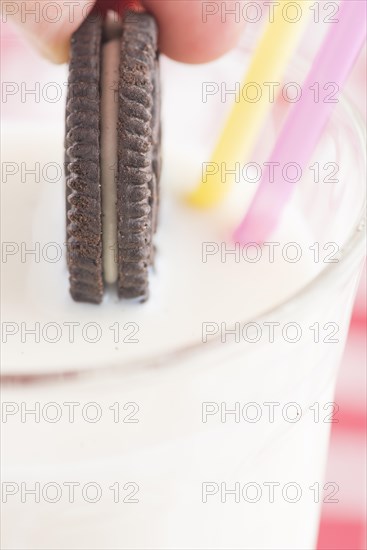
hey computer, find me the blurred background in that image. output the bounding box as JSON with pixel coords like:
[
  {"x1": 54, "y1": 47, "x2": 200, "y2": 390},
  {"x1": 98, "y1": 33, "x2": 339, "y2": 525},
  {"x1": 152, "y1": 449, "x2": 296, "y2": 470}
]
[{"x1": 1, "y1": 11, "x2": 366, "y2": 550}]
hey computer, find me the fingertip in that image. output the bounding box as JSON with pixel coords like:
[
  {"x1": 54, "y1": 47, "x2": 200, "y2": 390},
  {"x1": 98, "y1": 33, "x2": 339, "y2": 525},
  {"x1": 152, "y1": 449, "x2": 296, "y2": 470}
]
[
  {"x1": 142, "y1": 0, "x2": 244, "y2": 63},
  {"x1": 8, "y1": 0, "x2": 95, "y2": 64}
]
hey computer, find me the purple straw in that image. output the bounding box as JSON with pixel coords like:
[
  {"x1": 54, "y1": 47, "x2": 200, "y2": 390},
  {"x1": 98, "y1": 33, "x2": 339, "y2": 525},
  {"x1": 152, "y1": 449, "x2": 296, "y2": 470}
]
[{"x1": 234, "y1": 0, "x2": 366, "y2": 244}]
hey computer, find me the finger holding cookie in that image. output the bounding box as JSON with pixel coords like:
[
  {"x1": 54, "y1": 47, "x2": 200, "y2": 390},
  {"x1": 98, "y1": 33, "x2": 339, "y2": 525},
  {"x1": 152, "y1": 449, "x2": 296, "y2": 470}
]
[{"x1": 4, "y1": 0, "x2": 246, "y2": 64}]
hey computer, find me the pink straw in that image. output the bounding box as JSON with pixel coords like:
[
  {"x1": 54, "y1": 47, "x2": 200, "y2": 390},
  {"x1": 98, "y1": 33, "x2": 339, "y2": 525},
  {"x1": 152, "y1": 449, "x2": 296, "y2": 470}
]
[{"x1": 234, "y1": 0, "x2": 366, "y2": 244}]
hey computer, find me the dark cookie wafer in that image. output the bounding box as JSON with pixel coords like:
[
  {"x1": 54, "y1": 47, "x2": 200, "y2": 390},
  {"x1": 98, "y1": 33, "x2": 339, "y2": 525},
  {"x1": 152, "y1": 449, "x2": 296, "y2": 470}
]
[
  {"x1": 65, "y1": 15, "x2": 103, "y2": 304},
  {"x1": 117, "y1": 12, "x2": 160, "y2": 299},
  {"x1": 65, "y1": 11, "x2": 160, "y2": 303},
  {"x1": 150, "y1": 57, "x2": 162, "y2": 237}
]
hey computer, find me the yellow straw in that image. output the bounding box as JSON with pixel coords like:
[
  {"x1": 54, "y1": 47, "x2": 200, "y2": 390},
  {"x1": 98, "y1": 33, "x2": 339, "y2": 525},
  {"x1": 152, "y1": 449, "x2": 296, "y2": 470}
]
[{"x1": 188, "y1": 0, "x2": 310, "y2": 207}]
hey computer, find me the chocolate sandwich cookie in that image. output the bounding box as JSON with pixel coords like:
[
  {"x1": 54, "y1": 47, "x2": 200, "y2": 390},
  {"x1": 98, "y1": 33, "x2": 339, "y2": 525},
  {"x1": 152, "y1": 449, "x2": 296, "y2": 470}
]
[{"x1": 65, "y1": 10, "x2": 160, "y2": 304}]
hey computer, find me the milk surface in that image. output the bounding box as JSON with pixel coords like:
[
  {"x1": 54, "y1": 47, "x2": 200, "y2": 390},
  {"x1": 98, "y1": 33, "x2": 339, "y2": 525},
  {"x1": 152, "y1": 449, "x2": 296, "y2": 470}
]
[
  {"x1": 2, "y1": 119, "x2": 322, "y2": 375},
  {"x1": 2, "y1": 51, "x2": 362, "y2": 377}
]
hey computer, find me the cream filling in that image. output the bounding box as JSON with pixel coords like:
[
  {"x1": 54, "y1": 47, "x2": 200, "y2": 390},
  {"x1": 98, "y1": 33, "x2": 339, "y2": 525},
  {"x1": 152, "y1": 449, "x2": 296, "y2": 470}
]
[{"x1": 101, "y1": 17, "x2": 121, "y2": 284}]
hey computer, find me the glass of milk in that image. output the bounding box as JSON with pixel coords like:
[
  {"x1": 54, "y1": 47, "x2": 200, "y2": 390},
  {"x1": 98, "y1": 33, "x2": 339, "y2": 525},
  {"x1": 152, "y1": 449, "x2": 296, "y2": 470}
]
[{"x1": 1, "y1": 31, "x2": 366, "y2": 550}]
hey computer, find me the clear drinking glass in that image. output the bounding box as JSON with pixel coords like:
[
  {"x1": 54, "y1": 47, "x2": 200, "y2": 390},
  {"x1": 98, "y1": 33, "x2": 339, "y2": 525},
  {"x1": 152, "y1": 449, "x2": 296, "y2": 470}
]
[{"x1": 1, "y1": 36, "x2": 366, "y2": 550}]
